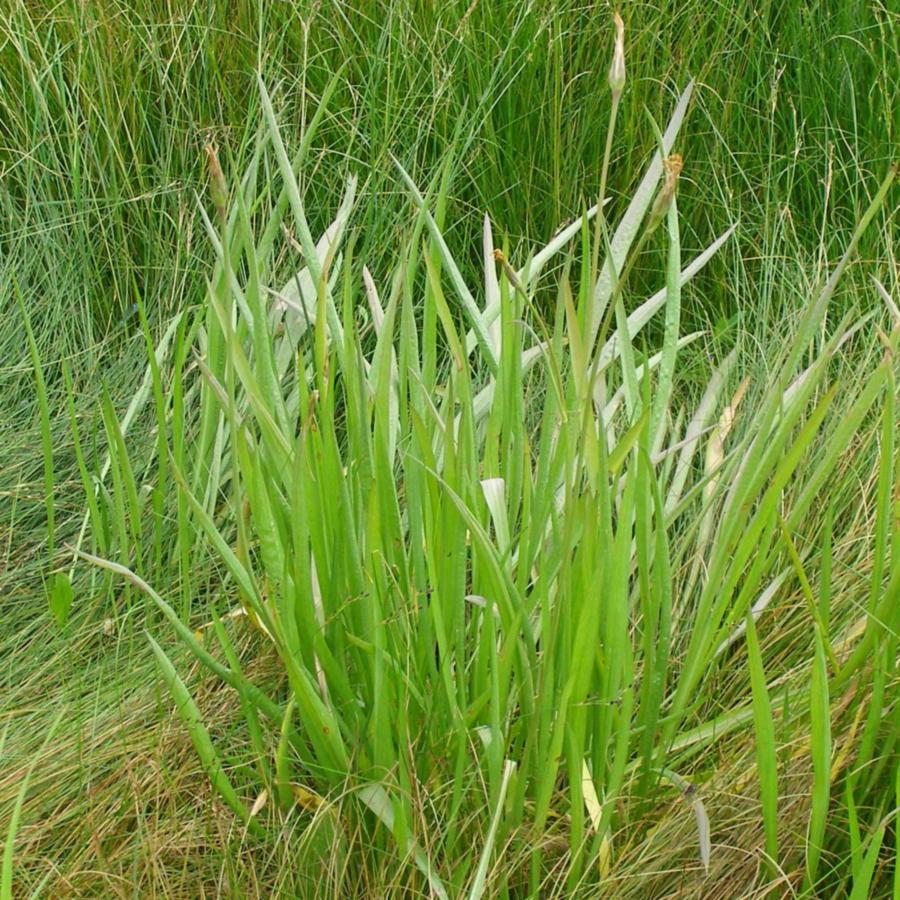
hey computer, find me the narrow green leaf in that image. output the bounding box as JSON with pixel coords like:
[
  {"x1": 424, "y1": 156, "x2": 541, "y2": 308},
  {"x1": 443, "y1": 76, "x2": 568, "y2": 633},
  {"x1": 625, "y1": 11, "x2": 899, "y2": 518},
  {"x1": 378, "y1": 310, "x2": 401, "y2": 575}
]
[
  {"x1": 805, "y1": 629, "x2": 831, "y2": 891},
  {"x1": 744, "y1": 614, "x2": 778, "y2": 873},
  {"x1": 49, "y1": 572, "x2": 73, "y2": 628},
  {"x1": 147, "y1": 634, "x2": 262, "y2": 836}
]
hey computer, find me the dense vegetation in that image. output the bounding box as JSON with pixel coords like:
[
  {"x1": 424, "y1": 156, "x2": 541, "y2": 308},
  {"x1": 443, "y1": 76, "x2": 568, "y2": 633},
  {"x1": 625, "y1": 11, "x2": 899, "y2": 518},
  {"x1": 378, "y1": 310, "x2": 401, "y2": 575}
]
[{"x1": 1, "y1": 1, "x2": 897, "y2": 896}]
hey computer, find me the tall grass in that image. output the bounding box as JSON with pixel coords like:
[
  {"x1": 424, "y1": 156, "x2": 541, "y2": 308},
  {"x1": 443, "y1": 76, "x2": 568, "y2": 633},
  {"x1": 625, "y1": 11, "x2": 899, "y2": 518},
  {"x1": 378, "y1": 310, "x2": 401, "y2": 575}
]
[{"x1": 1, "y1": 0, "x2": 896, "y2": 342}]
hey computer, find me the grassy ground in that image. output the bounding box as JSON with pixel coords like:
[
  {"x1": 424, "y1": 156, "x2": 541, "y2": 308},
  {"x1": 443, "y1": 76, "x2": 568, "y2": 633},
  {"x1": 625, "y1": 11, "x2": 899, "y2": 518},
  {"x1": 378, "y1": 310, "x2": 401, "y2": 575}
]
[{"x1": 1, "y1": 1, "x2": 898, "y2": 897}]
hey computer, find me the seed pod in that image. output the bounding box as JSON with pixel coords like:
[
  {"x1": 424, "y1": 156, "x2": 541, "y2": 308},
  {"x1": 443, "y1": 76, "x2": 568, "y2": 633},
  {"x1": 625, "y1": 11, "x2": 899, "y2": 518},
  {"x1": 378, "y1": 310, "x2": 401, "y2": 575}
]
[{"x1": 608, "y1": 12, "x2": 626, "y2": 96}]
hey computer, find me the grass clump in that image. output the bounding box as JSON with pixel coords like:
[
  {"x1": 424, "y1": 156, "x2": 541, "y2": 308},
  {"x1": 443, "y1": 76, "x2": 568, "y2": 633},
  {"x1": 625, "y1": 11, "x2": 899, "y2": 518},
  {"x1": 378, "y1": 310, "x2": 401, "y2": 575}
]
[
  {"x1": 1, "y1": 4, "x2": 898, "y2": 898},
  {"x1": 66, "y1": 61, "x2": 900, "y2": 899}
]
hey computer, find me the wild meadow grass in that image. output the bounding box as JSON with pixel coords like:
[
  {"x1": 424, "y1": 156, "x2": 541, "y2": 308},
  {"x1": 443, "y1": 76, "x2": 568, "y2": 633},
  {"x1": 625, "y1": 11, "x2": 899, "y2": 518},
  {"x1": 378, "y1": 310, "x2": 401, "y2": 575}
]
[{"x1": 1, "y1": 2, "x2": 898, "y2": 897}]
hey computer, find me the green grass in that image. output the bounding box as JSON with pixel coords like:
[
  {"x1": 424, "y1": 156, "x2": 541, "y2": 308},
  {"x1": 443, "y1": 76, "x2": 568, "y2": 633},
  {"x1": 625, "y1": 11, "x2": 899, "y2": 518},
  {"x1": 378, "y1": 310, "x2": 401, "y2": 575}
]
[{"x1": 1, "y1": 1, "x2": 898, "y2": 897}]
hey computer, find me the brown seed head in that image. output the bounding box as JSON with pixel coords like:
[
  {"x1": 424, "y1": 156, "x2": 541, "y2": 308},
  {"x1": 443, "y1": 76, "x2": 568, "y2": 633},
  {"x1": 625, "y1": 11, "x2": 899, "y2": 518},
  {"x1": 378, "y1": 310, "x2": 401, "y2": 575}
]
[
  {"x1": 648, "y1": 154, "x2": 683, "y2": 230},
  {"x1": 205, "y1": 142, "x2": 228, "y2": 217},
  {"x1": 493, "y1": 248, "x2": 525, "y2": 293}
]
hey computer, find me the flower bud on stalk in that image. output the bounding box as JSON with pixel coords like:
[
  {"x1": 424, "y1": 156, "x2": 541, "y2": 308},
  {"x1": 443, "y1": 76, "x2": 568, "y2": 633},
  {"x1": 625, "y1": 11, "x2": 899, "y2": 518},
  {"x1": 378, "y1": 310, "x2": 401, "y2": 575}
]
[
  {"x1": 647, "y1": 154, "x2": 683, "y2": 233},
  {"x1": 609, "y1": 12, "x2": 626, "y2": 97}
]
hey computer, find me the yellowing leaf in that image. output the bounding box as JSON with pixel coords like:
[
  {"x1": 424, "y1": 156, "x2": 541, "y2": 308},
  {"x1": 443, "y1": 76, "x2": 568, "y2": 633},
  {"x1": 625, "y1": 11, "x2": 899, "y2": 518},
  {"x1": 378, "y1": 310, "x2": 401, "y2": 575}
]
[
  {"x1": 581, "y1": 762, "x2": 612, "y2": 878},
  {"x1": 581, "y1": 761, "x2": 602, "y2": 830},
  {"x1": 291, "y1": 783, "x2": 325, "y2": 812},
  {"x1": 250, "y1": 788, "x2": 268, "y2": 818},
  {"x1": 599, "y1": 834, "x2": 613, "y2": 880},
  {"x1": 704, "y1": 376, "x2": 749, "y2": 501}
]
